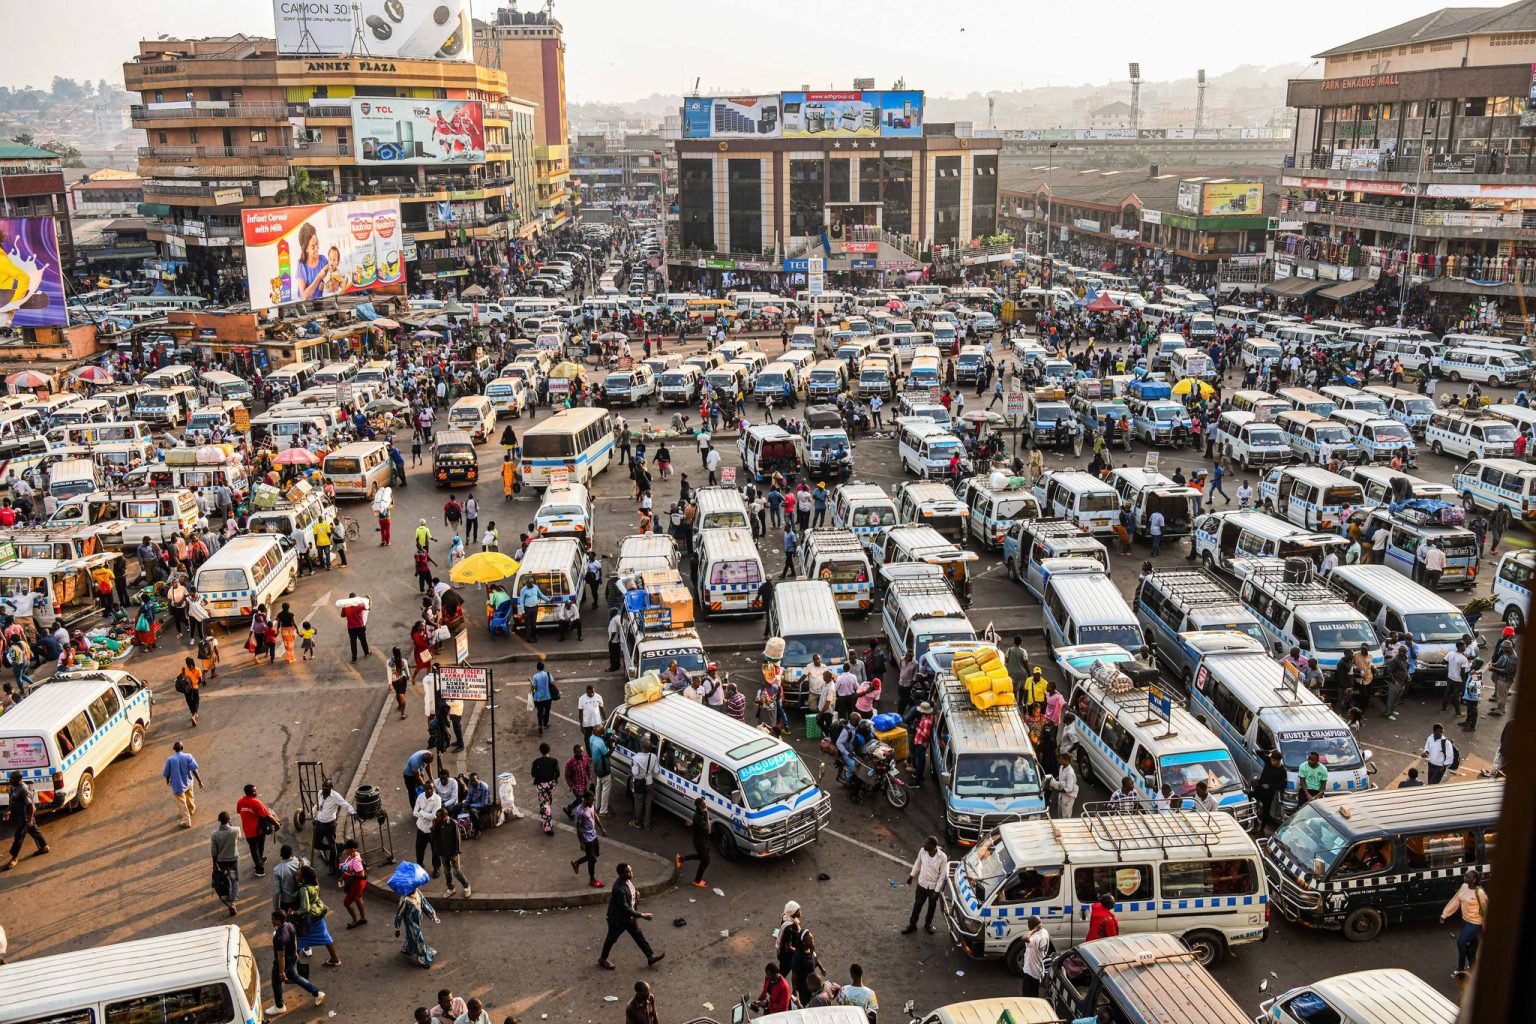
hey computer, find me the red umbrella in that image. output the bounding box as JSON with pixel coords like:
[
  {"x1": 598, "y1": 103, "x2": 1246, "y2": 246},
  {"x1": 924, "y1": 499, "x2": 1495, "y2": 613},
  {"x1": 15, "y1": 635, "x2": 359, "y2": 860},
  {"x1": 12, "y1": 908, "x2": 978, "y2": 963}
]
[
  {"x1": 1086, "y1": 294, "x2": 1122, "y2": 313},
  {"x1": 6, "y1": 369, "x2": 51, "y2": 393},
  {"x1": 72, "y1": 366, "x2": 114, "y2": 384},
  {"x1": 885, "y1": 299, "x2": 906, "y2": 311},
  {"x1": 760, "y1": 305, "x2": 783, "y2": 315}
]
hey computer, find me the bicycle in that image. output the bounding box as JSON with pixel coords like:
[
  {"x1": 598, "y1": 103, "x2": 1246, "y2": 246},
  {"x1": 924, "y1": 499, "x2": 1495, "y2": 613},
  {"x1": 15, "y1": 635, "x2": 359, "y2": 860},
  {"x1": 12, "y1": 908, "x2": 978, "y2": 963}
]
[{"x1": 339, "y1": 516, "x2": 361, "y2": 542}]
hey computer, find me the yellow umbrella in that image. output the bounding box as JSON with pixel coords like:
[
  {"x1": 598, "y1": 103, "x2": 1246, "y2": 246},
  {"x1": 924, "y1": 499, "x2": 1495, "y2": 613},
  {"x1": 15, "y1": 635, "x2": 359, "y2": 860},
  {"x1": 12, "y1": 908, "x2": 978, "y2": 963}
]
[
  {"x1": 450, "y1": 551, "x2": 521, "y2": 585},
  {"x1": 549, "y1": 361, "x2": 585, "y2": 379},
  {"x1": 1171, "y1": 378, "x2": 1215, "y2": 399}
]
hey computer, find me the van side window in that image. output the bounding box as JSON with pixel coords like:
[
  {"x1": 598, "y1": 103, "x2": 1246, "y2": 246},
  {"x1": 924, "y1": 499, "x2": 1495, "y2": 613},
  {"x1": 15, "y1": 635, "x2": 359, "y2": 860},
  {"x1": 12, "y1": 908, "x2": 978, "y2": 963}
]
[
  {"x1": 1074, "y1": 864, "x2": 1152, "y2": 902},
  {"x1": 708, "y1": 764, "x2": 741, "y2": 804},
  {"x1": 1334, "y1": 840, "x2": 1394, "y2": 879},
  {"x1": 55, "y1": 711, "x2": 94, "y2": 757},
  {"x1": 1097, "y1": 716, "x2": 1136, "y2": 764},
  {"x1": 1000, "y1": 868, "x2": 1061, "y2": 903},
  {"x1": 1404, "y1": 831, "x2": 1475, "y2": 870},
  {"x1": 1072, "y1": 690, "x2": 1105, "y2": 735},
  {"x1": 1160, "y1": 858, "x2": 1261, "y2": 897},
  {"x1": 88, "y1": 688, "x2": 121, "y2": 727},
  {"x1": 611, "y1": 716, "x2": 654, "y2": 753},
  {"x1": 1055, "y1": 950, "x2": 1093, "y2": 1003},
  {"x1": 659, "y1": 739, "x2": 703, "y2": 783},
  {"x1": 105, "y1": 982, "x2": 236, "y2": 1024}
]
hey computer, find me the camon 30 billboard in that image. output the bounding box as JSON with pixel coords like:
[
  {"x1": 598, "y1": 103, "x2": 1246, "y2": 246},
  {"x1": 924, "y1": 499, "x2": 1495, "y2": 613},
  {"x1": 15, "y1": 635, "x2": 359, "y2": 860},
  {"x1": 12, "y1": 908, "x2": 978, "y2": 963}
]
[
  {"x1": 352, "y1": 98, "x2": 485, "y2": 165},
  {"x1": 241, "y1": 198, "x2": 403, "y2": 310},
  {"x1": 0, "y1": 217, "x2": 67, "y2": 328},
  {"x1": 273, "y1": 0, "x2": 472, "y2": 61}
]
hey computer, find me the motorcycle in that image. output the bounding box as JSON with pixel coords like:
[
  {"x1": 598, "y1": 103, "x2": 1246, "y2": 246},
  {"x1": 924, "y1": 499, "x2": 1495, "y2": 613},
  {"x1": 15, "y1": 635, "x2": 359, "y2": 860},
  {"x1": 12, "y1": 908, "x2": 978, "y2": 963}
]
[{"x1": 841, "y1": 739, "x2": 909, "y2": 808}]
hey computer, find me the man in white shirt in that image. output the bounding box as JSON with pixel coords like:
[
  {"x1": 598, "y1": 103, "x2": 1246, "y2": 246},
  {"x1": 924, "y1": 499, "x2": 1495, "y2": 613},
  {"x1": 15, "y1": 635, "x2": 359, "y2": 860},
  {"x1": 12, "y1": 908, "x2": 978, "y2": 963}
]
[
  {"x1": 629, "y1": 741, "x2": 658, "y2": 829},
  {"x1": 310, "y1": 778, "x2": 354, "y2": 874},
  {"x1": 683, "y1": 677, "x2": 705, "y2": 702},
  {"x1": 1021, "y1": 916, "x2": 1052, "y2": 997},
  {"x1": 1047, "y1": 752, "x2": 1078, "y2": 818},
  {"x1": 1109, "y1": 775, "x2": 1139, "y2": 814},
  {"x1": 1235, "y1": 482, "x2": 1253, "y2": 509},
  {"x1": 577, "y1": 684, "x2": 605, "y2": 740},
  {"x1": 1369, "y1": 525, "x2": 1390, "y2": 564},
  {"x1": 901, "y1": 836, "x2": 948, "y2": 935},
  {"x1": 1191, "y1": 780, "x2": 1219, "y2": 812},
  {"x1": 1444, "y1": 639, "x2": 1471, "y2": 716},
  {"x1": 1319, "y1": 548, "x2": 1340, "y2": 575},
  {"x1": 1422, "y1": 723, "x2": 1457, "y2": 784},
  {"x1": 412, "y1": 786, "x2": 443, "y2": 874}
]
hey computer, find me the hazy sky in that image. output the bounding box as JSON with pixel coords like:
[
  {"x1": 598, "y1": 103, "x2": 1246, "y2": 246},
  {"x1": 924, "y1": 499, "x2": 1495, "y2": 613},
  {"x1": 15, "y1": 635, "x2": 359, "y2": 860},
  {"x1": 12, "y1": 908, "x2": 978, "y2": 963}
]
[{"x1": 0, "y1": 0, "x2": 1474, "y2": 100}]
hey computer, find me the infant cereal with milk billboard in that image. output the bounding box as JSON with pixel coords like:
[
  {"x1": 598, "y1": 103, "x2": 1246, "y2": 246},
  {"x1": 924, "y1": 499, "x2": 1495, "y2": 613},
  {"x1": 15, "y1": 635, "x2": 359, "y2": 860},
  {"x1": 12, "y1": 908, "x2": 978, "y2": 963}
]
[{"x1": 241, "y1": 198, "x2": 403, "y2": 310}]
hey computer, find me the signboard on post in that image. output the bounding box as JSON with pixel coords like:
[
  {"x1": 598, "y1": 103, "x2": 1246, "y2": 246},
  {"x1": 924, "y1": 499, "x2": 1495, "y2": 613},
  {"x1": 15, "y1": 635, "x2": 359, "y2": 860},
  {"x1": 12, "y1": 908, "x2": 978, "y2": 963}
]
[
  {"x1": 1005, "y1": 391, "x2": 1027, "y2": 417},
  {"x1": 1143, "y1": 452, "x2": 1161, "y2": 474},
  {"x1": 232, "y1": 406, "x2": 251, "y2": 434},
  {"x1": 336, "y1": 382, "x2": 354, "y2": 409},
  {"x1": 1147, "y1": 683, "x2": 1172, "y2": 722},
  {"x1": 641, "y1": 607, "x2": 673, "y2": 631},
  {"x1": 721, "y1": 466, "x2": 737, "y2": 486},
  {"x1": 435, "y1": 665, "x2": 490, "y2": 701},
  {"x1": 548, "y1": 466, "x2": 570, "y2": 489}
]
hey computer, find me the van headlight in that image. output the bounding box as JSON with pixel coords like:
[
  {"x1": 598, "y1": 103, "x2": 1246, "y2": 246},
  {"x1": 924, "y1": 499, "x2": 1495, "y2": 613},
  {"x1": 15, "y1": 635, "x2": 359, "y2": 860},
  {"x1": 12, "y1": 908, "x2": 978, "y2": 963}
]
[
  {"x1": 954, "y1": 814, "x2": 976, "y2": 825},
  {"x1": 748, "y1": 824, "x2": 776, "y2": 840}
]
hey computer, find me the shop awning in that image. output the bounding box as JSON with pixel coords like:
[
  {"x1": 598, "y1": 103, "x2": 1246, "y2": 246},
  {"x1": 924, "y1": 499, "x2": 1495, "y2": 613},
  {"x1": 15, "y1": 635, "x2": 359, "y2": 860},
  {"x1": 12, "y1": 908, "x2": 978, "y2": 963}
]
[
  {"x1": 1318, "y1": 278, "x2": 1375, "y2": 301},
  {"x1": 1263, "y1": 277, "x2": 1329, "y2": 298}
]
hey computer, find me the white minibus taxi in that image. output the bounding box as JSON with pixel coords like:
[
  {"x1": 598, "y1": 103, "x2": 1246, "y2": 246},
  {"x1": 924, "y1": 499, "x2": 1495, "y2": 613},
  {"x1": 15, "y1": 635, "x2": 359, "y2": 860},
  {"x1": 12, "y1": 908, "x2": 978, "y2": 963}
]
[
  {"x1": 693, "y1": 528, "x2": 766, "y2": 618},
  {"x1": 193, "y1": 535, "x2": 298, "y2": 621},
  {"x1": 323, "y1": 440, "x2": 393, "y2": 499},
  {"x1": 447, "y1": 395, "x2": 497, "y2": 442},
  {"x1": 511, "y1": 537, "x2": 587, "y2": 630}
]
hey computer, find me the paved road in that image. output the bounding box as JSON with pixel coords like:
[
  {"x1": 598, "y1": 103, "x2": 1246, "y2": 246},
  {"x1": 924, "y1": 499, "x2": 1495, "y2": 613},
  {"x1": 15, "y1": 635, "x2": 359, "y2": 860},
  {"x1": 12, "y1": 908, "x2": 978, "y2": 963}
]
[{"x1": 0, "y1": 349, "x2": 1515, "y2": 1021}]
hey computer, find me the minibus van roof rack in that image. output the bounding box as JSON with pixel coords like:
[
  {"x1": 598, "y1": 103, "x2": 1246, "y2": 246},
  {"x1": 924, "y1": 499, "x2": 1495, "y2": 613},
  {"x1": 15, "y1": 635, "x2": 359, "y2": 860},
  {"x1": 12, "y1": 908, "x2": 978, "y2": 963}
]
[{"x1": 1078, "y1": 805, "x2": 1226, "y2": 856}]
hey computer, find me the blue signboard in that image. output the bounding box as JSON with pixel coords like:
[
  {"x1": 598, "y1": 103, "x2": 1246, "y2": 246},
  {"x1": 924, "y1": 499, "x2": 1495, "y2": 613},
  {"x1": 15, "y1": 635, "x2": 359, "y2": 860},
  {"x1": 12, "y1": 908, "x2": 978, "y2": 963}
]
[{"x1": 783, "y1": 259, "x2": 809, "y2": 272}]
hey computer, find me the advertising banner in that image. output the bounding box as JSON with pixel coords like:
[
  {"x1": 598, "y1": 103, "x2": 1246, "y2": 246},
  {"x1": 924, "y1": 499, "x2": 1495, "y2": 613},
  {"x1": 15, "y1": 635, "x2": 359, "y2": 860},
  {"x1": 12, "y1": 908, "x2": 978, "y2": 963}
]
[
  {"x1": 682, "y1": 95, "x2": 781, "y2": 139},
  {"x1": 352, "y1": 97, "x2": 484, "y2": 165},
  {"x1": 0, "y1": 217, "x2": 67, "y2": 328},
  {"x1": 781, "y1": 90, "x2": 923, "y2": 138},
  {"x1": 273, "y1": 0, "x2": 472, "y2": 61},
  {"x1": 1202, "y1": 182, "x2": 1264, "y2": 216},
  {"x1": 1176, "y1": 181, "x2": 1202, "y2": 214},
  {"x1": 241, "y1": 198, "x2": 403, "y2": 310}
]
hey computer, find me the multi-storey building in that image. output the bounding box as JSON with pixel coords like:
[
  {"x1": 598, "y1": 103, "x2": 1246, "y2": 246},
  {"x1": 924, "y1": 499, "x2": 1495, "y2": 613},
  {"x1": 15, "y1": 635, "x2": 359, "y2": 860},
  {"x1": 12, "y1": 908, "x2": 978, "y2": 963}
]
[
  {"x1": 0, "y1": 141, "x2": 74, "y2": 269},
  {"x1": 1281, "y1": 0, "x2": 1536, "y2": 315},
  {"x1": 571, "y1": 133, "x2": 664, "y2": 200},
  {"x1": 123, "y1": 35, "x2": 539, "y2": 289},
  {"x1": 475, "y1": 5, "x2": 574, "y2": 230}
]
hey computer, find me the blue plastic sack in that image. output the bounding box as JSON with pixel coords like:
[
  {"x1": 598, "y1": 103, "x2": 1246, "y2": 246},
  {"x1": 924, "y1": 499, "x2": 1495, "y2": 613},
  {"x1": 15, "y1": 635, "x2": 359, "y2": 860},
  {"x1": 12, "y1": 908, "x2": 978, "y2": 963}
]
[
  {"x1": 871, "y1": 713, "x2": 902, "y2": 732},
  {"x1": 387, "y1": 861, "x2": 431, "y2": 895}
]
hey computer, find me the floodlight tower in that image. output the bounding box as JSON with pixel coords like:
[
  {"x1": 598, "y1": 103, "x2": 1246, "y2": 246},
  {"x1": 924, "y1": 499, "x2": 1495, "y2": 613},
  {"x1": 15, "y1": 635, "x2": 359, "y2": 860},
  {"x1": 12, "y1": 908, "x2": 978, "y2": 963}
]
[
  {"x1": 1196, "y1": 69, "x2": 1208, "y2": 132},
  {"x1": 1129, "y1": 62, "x2": 1142, "y2": 130}
]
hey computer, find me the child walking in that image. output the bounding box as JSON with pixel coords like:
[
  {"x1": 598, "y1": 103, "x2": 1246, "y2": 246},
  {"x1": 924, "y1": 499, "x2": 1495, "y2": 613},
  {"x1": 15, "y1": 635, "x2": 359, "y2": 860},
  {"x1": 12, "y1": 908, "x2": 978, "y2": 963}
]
[{"x1": 300, "y1": 621, "x2": 317, "y2": 661}]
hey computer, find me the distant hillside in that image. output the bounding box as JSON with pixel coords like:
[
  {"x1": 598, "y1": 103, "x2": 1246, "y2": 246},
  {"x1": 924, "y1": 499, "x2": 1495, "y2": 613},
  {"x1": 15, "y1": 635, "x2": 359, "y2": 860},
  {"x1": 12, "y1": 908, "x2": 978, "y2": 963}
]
[{"x1": 569, "y1": 64, "x2": 1309, "y2": 132}]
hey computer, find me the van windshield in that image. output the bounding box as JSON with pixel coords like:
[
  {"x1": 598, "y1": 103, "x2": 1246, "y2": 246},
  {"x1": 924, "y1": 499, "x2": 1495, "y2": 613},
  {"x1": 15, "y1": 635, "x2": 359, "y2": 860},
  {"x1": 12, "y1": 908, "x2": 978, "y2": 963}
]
[
  {"x1": 1306, "y1": 619, "x2": 1377, "y2": 652},
  {"x1": 1271, "y1": 804, "x2": 1351, "y2": 874},
  {"x1": 1405, "y1": 610, "x2": 1471, "y2": 642},
  {"x1": 1277, "y1": 728, "x2": 1361, "y2": 769},
  {"x1": 962, "y1": 830, "x2": 1017, "y2": 901},
  {"x1": 1370, "y1": 423, "x2": 1411, "y2": 442},
  {"x1": 1160, "y1": 750, "x2": 1245, "y2": 797},
  {"x1": 782, "y1": 633, "x2": 847, "y2": 666},
  {"x1": 1076, "y1": 623, "x2": 1145, "y2": 649},
  {"x1": 1078, "y1": 492, "x2": 1119, "y2": 514},
  {"x1": 954, "y1": 752, "x2": 1041, "y2": 799},
  {"x1": 850, "y1": 506, "x2": 897, "y2": 528},
  {"x1": 738, "y1": 750, "x2": 817, "y2": 809},
  {"x1": 710, "y1": 559, "x2": 762, "y2": 587}
]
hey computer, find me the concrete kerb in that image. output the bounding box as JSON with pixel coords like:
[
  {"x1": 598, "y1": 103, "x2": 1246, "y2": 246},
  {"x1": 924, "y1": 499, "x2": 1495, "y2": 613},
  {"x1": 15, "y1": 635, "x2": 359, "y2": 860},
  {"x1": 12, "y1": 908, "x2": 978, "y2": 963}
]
[{"x1": 348, "y1": 677, "x2": 678, "y2": 913}]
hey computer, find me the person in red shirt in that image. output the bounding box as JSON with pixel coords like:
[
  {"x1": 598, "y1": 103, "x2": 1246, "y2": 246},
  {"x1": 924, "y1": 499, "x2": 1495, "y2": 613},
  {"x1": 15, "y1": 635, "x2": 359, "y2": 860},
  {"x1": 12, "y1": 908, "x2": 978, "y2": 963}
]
[
  {"x1": 235, "y1": 783, "x2": 276, "y2": 877},
  {"x1": 1086, "y1": 895, "x2": 1120, "y2": 941},
  {"x1": 0, "y1": 501, "x2": 16, "y2": 528},
  {"x1": 754, "y1": 963, "x2": 792, "y2": 1016}
]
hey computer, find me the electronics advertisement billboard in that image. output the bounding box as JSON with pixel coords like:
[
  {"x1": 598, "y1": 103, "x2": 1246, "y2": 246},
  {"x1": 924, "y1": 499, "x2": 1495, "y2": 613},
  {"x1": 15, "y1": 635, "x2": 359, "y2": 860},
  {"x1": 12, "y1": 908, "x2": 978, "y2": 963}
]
[
  {"x1": 272, "y1": 0, "x2": 472, "y2": 61},
  {"x1": 241, "y1": 198, "x2": 403, "y2": 310},
  {"x1": 1202, "y1": 182, "x2": 1265, "y2": 216},
  {"x1": 0, "y1": 217, "x2": 67, "y2": 328},
  {"x1": 352, "y1": 98, "x2": 485, "y2": 165},
  {"x1": 1177, "y1": 181, "x2": 1202, "y2": 214},
  {"x1": 682, "y1": 96, "x2": 782, "y2": 139},
  {"x1": 781, "y1": 90, "x2": 923, "y2": 139}
]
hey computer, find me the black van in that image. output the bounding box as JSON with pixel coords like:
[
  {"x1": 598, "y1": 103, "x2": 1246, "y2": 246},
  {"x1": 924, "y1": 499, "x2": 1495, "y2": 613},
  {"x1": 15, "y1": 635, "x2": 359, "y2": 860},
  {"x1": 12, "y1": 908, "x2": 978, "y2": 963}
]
[
  {"x1": 1260, "y1": 778, "x2": 1500, "y2": 941},
  {"x1": 1045, "y1": 933, "x2": 1252, "y2": 1024},
  {"x1": 432, "y1": 429, "x2": 480, "y2": 488}
]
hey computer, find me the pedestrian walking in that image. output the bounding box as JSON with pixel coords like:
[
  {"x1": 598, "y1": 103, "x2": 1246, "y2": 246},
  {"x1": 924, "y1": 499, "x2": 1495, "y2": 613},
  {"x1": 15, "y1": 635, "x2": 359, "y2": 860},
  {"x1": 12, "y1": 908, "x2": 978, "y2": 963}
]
[
  {"x1": 163, "y1": 740, "x2": 205, "y2": 828},
  {"x1": 338, "y1": 594, "x2": 371, "y2": 662},
  {"x1": 265, "y1": 910, "x2": 325, "y2": 1017},
  {"x1": 1020, "y1": 916, "x2": 1052, "y2": 998},
  {"x1": 430, "y1": 807, "x2": 471, "y2": 897},
  {"x1": 176, "y1": 656, "x2": 202, "y2": 726},
  {"x1": 1047, "y1": 751, "x2": 1078, "y2": 817},
  {"x1": 628, "y1": 740, "x2": 658, "y2": 829},
  {"x1": 463, "y1": 493, "x2": 480, "y2": 544},
  {"x1": 673, "y1": 795, "x2": 711, "y2": 888},
  {"x1": 597, "y1": 862, "x2": 664, "y2": 969},
  {"x1": 901, "y1": 836, "x2": 947, "y2": 935},
  {"x1": 295, "y1": 865, "x2": 341, "y2": 966},
  {"x1": 339, "y1": 839, "x2": 367, "y2": 927},
  {"x1": 387, "y1": 648, "x2": 411, "y2": 720},
  {"x1": 530, "y1": 660, "x2": 555, "y2": 733},
  {"x1": 236, "y1": 784, "x2": 277, "y2": 876},
  {"x1": 276, "y1": 602, "x2": 298, "y2": 664},
  {"x1": 1441, "y1": 868, "x2": 1488, "y2": 980},
  {"x1": 626, "y1": 982, "x2": 659, "y2": 1024},
  {"x1": 412, "y1": 782, "x2": 443, "y2": 875},
  {"x1": 393, "y1": 881, "x2": 440, "y2": 969},
  {"x1": 531, "y1": 742, "x2": 560, "y2": 836},
  {"x1": 563, "y1": 742, "x2": 594, "y2": 819},
  {"x1": 570, "y1": 789, "x2": 606, "y2": 887},
  {"x1": 210, "y1": 810, "x2": 241, "y2": 916},
  {"x1": 1422, "y1": 723, "x2": 1457, "y2": 784},
  {"x1": 2, "y1": 771, "x2": 48, "y2": 871}
]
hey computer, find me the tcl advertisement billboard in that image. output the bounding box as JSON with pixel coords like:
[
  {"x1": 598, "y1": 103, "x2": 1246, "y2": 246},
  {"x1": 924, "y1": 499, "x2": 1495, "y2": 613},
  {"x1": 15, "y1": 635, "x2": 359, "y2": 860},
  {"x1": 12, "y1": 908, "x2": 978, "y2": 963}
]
[
  {"x1": 352, "y1": 98, "x2": 485, "y2": 165},
  {"x1": 241, "y1": 198, "x2": 403, "y2": 310},
  {"x1": 273, "y1": 0, "x2": 472, "y2": 61},
  {"x1": 0, "y1": 216, "x2": 67, "y2": 328}
]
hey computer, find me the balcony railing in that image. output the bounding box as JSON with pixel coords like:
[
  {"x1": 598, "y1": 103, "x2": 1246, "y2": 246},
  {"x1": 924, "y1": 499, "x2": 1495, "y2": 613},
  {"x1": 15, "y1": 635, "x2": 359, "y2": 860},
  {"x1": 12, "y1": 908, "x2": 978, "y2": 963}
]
[
  {"x1": 145, "y1": 219, "x2": 242, "y2": 239},
  {"x1": 141, "y1": 182, "x2": 264, "y2": 199},
  {"x1": 290, "y1": 143, "x2": 353, "y2": 158},
  {"x1": 1291, "y1": 151, "x2": 1536, "y2": 177},
  {"x1": 139, "y1": 145, "x2": 292, "y2": 160},
  {"x1": 1281, "y1": 197, "x2": 1529, "y2": 230},
  {"x1": 130, "y1": 102, "x2": 289, "y2": 121}
]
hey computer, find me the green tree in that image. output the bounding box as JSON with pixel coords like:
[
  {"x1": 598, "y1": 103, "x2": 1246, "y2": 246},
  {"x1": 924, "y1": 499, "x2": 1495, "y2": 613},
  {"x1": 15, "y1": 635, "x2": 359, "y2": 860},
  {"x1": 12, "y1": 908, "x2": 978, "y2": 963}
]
[
  {"x1": 50, "y1": 77, "x2": 84, "y2": 102},
  {"x1": 9, "y1": 131, "x2": 34, "y2": 147},
  {"x1": 41, "y1": 140, "x2": 83, "y2": 166},
  {"x1": 276, "y1": 168, "x2": 328, "y2": 205}
]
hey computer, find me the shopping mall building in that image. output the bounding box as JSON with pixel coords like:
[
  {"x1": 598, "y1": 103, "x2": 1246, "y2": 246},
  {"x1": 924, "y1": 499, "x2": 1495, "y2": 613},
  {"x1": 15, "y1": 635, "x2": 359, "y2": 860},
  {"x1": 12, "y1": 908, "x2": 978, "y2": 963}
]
[{"x1": 1280, "y1": 0, "x2": 1536, "y2": 314}]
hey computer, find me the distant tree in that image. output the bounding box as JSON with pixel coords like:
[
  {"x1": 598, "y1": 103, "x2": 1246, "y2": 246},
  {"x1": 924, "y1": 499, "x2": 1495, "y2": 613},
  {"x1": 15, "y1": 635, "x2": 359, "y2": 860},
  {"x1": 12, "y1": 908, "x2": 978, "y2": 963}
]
[
  {"x1": 50, "y1": 77, "x2": 84, "y2": 103},
  {"x1": 9, "y1": 131, "x2": 34, "y2": 147},
  {"x1": 41, "y1": 140, "x2": 84, "y2": 167},
  {"x1": 276, "y1": 168, "x2": 328, "y2": 205},
  {"x1": 97, "y1": 79, "x2": 112, "y2": 99}
]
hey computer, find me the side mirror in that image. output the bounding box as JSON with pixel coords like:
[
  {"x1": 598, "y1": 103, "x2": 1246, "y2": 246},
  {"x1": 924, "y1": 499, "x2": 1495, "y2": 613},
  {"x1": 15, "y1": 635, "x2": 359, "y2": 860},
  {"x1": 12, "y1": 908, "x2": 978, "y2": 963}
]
[{"x1": 1143, "y1": 774, "x2": 1157, "y2": 789}]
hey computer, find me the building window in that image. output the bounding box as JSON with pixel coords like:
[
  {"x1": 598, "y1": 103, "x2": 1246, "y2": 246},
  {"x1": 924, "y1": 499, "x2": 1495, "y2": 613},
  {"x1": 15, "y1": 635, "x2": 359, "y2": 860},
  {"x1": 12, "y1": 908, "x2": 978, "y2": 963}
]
[
  {"x1": 157, "y1": 131, "x2": 168, "y2": 145},
  {"x1": 678, "y1": 158, "x2": 714, "y2": 250},
  {"x1": 250, "y1": 128, "x2": 268, "y2": 143},
  {"x1": 934, "y1": 155, "x2": 963, "y2": 247},
  {"x1": 1363, "y1": 104, "x2": 1377, "y2": 120},
  {"x1": 789, "y1": 158, "x2": 823, "y2": 238},
  {"x1": 1491, "y1": 32, "x2": 1536, "y2": 45},
  {"x1": 189, "y1": 129, "x2": 199, "y2": 144},
  {"x1": 1463, "y1": 97, "x2": 1488, "y2": 117},
  {"x1": 882, "y1": 155, "x2": 912, "y2": 236},
  {"x1": 727, "y1": 158, "x2": 762, "y2": 254},
  {"x1": 859, "y1": 159, "x2": 881, "y2": 204},
  {"x1": 971, "y1": 154, "x2": 998, "y2": 239},
  {"x1": 1406, "y1": 101, "x2": 1423, "y2": 118},
  {"x1": 1380, "y1": 103, "x2": 1393, "y2": 121},
  {"x1": 828, "y1": 159, "x2": 850, "y2": 204}
]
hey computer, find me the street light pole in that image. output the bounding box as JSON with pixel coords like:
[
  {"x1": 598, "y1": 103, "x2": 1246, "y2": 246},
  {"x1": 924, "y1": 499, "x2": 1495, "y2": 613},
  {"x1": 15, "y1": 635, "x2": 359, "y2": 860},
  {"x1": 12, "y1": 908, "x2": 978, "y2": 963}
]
[{"x1": 1397, "y1": 130, "x2": 1431, "y2": 327}]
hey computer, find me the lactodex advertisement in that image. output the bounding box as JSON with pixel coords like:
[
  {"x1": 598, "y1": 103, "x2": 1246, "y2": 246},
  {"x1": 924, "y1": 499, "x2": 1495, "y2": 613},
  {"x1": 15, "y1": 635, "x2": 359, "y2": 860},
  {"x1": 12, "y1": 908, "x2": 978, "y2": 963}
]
[
  {"x1": 352, "y1": 97, "x2": 484, "y2": 165},
  {"x1": 0, "y1": 216, "x2": 67, "y2": 328},
  {"x1": 241, "y1": 199, "x2": 403, "y2": 310}
]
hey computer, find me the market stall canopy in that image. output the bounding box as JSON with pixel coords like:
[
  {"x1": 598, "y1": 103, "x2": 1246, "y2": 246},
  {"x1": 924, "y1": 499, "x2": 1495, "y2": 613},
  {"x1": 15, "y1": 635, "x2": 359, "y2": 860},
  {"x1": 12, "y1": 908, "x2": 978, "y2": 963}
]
[
  {"x1": 365, "y1": 398, "x2": 409, "y2": 413},
  {"x1": 1171, "y1": 378, "x2": 1216, "y2": 398},
  {"x1": 1263, "y1": 277, "x2": 1329, "y2": 298},
  {"x1": 1318, "y1": 278, "x2": 1375, "y2": 301},
  {"x1": 412, "y1": 329, "x2": 443, "y2": 340},
  {"x1": 760, "y1": 305, "x2": 783, "y2": 315},
  {"x1": 71, "y1": 366, "x2": 114, "y2": 384},
  {"x1": 6, "y1": 369, "x2": 51, "y2": 392},
  {"x1": 371, "y1": 316, "x2": 400, "y2": 330},
  {"x1": 440, "y1": 299, "x2": 470, "y2": 315},
  {"x1": 272, "y1": 447, "x2": 319, "y2": 466},
  {"x1": 1085, "y1": 293, "x2": 1121, "y2": 313},
  {"x1": 460, "y1": 284, "x2": 488, "y2": 299},
  {"x1": 548, "y1": 362, "x2": 585, "y2": 379}
]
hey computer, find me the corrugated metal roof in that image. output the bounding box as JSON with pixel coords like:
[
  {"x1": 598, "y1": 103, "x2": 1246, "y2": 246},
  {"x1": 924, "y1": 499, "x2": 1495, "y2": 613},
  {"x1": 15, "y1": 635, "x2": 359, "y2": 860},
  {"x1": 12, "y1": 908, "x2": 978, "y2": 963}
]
[{"x1": 1312, "y1": 2, "x2": 1536, "y2": 58}]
